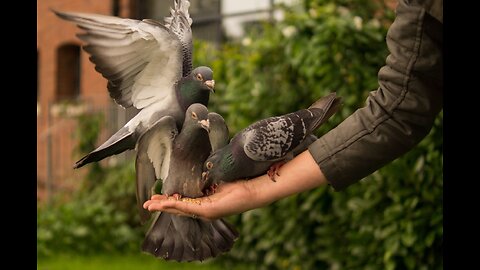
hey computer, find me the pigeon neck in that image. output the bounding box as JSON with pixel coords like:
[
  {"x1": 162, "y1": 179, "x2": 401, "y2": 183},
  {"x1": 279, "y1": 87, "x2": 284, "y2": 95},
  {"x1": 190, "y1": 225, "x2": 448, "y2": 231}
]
[
  {"x1": 176, "y1": 79, "x2": 210, "y2": 111},
  {"x1": 175, "y1": 126, "x2": 210, "y2": 158},
  {"x1": 219, "y1": 146, "x2": 240, "y2": 182}
]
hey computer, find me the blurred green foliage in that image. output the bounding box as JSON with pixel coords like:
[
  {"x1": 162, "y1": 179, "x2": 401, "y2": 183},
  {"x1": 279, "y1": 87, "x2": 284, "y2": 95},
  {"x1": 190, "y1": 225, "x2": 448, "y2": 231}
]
[
  {"x1": 73, "y1": 111, "x2": 106, "y2": 189},
  {"x1": 196, "y1": 0, "x2": 394, "y2": 137},
  {"x1": 37, "y1": 161, "x2": 143, "y2": 257},
  {"x1": 196, "y1": 0, "x2": 441, "y2": 269},
  {"x1": 38, "y1": 0, "x2": 442, "y2": 269}
]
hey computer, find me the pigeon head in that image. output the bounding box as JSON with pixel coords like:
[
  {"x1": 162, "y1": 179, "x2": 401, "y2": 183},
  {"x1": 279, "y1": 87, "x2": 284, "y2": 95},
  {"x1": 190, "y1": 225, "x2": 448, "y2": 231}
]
[
  {"x1": 202, "y1": 146, "x2": 235, "y2": 185},
  {"x1": 184, "y1": 103, "x2": 210, "y2": 132},
  {"x1": 207, "y1": 112, "x2": 230, "y2": 152},
  {"x1": 191, "y1": 66, "x2": 215, "y2": 93}
]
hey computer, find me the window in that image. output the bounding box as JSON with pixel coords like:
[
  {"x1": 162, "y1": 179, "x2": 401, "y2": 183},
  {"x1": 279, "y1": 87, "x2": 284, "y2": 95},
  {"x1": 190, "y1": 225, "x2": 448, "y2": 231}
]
[{"x1": 56, "y1": 44, "x2": 80, "y2": 101}]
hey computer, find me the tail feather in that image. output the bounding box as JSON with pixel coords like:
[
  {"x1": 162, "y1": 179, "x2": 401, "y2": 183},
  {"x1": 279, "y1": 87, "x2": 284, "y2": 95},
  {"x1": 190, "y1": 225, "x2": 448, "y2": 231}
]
[
  {"x1": 74, "y1": 127, "x2": 137, "y2": 168},
  {"x1": 307, "y1": 92, "x2": 343, "y2": 131},
  {"x1": 142, "y1": 212, "x2": 238, "y2": 262},
  {"x1": 211, "y1": 219, "x2": 239, "y2": 250}
]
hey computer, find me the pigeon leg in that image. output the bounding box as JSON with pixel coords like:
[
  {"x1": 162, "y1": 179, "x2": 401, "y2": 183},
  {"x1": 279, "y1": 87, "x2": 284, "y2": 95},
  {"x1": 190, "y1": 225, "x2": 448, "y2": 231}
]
[
  {"x1": 203, "y1": 183, "x2": 219, "y2": 196},
  {"x1": 267, "y1": 161, "x2": 287, "y2": 182},
  {"x1": 166, "y1": 193, "x2": 183, "y2": 200}
]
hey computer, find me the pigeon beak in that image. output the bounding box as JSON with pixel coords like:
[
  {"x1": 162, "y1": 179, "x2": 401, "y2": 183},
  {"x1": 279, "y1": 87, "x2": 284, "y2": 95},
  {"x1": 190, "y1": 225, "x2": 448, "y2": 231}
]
[
  {"x1": 200, "y1": 119, "x2": 210, "y2": 132},
  {"x1": 205, "y1": 80, "x2": 215, "y2": 93},
  {"x1": 202, "y1": 171, "x2": 209, "y2": 182}
]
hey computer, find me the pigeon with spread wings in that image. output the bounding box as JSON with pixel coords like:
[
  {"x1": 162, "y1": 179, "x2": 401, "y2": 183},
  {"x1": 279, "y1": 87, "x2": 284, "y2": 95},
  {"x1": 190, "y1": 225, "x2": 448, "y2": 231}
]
[{"x1": 53, "y1": 0, "x2": 215, "y2": 169}]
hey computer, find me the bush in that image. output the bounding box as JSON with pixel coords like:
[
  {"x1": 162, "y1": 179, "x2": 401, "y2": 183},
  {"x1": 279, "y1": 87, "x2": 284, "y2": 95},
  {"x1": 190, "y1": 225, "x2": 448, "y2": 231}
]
[
  {"x1": 37, "y1": 161, "x2": 144, "y2": 257},
  {"x1": 38, "y1": 112, "x2": 143, "y2": 257},
  {"x1": 195, "y1": 1, "x2": 442, "y2": 269}
]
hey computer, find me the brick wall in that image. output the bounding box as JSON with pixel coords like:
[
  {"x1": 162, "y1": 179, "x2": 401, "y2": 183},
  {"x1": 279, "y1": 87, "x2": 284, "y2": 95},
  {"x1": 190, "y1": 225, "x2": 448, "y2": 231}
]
[{"x1": 37, "y1": 0, "x2": 135, "y2": 203}]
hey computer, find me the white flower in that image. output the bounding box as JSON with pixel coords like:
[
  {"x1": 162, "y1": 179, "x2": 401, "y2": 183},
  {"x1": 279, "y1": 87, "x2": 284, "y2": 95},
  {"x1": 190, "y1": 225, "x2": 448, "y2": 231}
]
[
  {"x1": 282, "y1": 25, "x2": 297, "y2": 38},
  {"x1": 369, "y1": 18, "x2": 381, "y2": 28},
  {"x1": 242, "y1": 37, "x2": 252, "y2": 47},
  {"x1": 353, "y1": 16, "x2": 363, "y2": 30}
]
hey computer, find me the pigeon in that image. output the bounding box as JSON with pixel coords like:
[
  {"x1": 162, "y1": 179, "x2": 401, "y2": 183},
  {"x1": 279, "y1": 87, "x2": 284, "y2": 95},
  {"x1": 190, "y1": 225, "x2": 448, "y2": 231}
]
[
  {"x1": 202, "y1": 92, "x2": 342, "y2": 185},
  {"x1": 135, "y1": 103, "x2": 239, "y2": 262},
  {"x1": 202, "y1": 112, "x2": 230, "y2": 195},
  {"x1": 53, "y1": 0, "x2": 216, "y2": 169},
  {"x1": 207, "y1": 112, "x2": 230, "y2": 153}
]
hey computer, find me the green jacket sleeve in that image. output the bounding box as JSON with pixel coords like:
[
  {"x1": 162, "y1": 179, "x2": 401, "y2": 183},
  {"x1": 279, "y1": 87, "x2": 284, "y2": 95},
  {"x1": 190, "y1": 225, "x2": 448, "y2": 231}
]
[{"x1": 308, "y1": 0, "x2": 443, "y2": 191}]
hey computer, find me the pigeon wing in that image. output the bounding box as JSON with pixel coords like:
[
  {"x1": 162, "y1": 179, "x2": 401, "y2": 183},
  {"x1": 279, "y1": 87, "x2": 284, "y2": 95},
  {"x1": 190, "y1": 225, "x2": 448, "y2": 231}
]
[
  {"x1": 135, "y1": 116, "x2": 178, "y2": 223},
  {"x1": 242, "y1": 114, "x2": 308, "y2": 162},
  {"x1": 54, "y1": 10, "x2": 184, "y2": 110},
  {"x1": 162, "y1": 0, "x2": 193, "y2": 76}
]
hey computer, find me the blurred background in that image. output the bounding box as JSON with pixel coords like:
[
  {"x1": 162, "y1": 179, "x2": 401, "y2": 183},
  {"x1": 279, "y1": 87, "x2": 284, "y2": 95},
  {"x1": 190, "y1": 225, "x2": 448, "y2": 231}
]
[{"x1": 37, "y1": 0, "x2": 442, "y2": 269}]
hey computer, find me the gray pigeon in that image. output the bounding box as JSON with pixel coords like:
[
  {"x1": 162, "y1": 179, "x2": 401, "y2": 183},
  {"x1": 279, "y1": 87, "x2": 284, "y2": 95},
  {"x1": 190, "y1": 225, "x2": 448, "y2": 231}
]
[
  {"x1": 207, "y1": 112, "x2": 230, "y2": 153},
  {"x1": 53, "y1": 0, "x2": 216, "y2": 169},
  {"x1": 135, "y1": 103, "x2": 238, "y2": 262},
  {"x1": 202, "y1": 93, "x2": 342, "y2": 185},
  {"x1": 202, "y1": 112, "x2": 230, "y2": 195}
]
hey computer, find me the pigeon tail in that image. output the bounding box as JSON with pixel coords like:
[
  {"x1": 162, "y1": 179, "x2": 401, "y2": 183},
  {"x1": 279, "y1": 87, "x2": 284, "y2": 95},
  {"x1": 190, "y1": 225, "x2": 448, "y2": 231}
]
[
  {"x1": 74, "y1": 127, "x2": 137, "y2": 169},
  {"x1": 307, "y1": 92, "x2": 343, "y2": 131},
  {"x1": 142, "y1": 212, "x2": 238, "y2": 262}
]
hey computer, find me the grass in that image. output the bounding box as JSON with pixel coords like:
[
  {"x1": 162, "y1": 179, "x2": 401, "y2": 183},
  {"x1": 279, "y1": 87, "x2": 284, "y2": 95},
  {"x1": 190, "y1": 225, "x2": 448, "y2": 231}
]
[{"x1": 37, "y1": 253, "x2": 243, "y2": 270}]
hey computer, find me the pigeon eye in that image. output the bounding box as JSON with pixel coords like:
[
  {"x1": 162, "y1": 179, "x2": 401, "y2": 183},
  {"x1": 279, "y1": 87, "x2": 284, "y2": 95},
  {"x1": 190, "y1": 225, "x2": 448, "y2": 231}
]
[
  {"x1": 206, "y1": 161, "x2": 213, "y2": 170},
  {"x1": 196, "y1": 73, "x2": 203, "y2": 81},
  {"x1": 191, "y1": 112, "x2": 198, "y2": 119}
]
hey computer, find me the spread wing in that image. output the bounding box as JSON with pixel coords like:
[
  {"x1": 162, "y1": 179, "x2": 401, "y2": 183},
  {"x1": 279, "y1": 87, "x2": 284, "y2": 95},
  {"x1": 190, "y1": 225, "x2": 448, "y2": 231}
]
[
  {"x1": 135, "y1": 116, "x2": 178, "y2": 223},
  {"x1": 54, "y1": 10, "x2": 186, "y2": 110},
  {"x1": 163, "y1": 0, "x2": 193, "y2": 76}
]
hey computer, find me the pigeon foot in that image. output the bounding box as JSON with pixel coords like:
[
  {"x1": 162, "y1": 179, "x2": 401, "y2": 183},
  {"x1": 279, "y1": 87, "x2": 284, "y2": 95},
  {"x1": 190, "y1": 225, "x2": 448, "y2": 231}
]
[
  {"x1": 267, "y1": 162, "x2": 286, "y2": 182},
  {"x1": 203, "y1": 183, "x2": 219, "y2": 196}
]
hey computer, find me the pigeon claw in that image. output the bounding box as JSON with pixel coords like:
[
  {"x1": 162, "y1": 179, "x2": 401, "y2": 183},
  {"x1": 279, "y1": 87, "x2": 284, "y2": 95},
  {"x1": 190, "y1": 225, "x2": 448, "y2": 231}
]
[
  {"x1": 203, "y1": 183, "x2": 218, "y2": 196},
  {"x1": 267, "y1": 162, "x2": 286, "y2": 182},
  {"x1": 166, "y1": 193, "x2": 183, "y2": 200}
]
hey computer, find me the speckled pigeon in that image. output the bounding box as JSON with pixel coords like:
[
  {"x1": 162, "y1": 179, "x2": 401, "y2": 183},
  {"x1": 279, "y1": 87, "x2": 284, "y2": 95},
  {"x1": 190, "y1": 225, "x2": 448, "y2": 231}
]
[
  {"x1": 53, "y1": 0, "x2": 216, "y2": 169},
  {"x1": 202, "y1": 92, "x2": 342, "y2": 185},
  {"x1": 135, "y1": 103, "x2": 238, "y2": 262}
]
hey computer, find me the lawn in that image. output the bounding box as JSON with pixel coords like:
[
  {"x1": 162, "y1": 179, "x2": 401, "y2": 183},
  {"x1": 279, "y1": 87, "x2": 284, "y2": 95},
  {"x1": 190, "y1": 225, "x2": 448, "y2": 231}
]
[{"x1": 37, "y1": 253, "x2": 246, "y2": 270}]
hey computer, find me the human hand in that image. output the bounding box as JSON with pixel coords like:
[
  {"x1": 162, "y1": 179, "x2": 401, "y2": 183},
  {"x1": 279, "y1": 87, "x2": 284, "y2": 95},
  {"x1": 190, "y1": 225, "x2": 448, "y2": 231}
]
[{"x1": 143, "y1": 178, "x2": 264, "y2": 220}]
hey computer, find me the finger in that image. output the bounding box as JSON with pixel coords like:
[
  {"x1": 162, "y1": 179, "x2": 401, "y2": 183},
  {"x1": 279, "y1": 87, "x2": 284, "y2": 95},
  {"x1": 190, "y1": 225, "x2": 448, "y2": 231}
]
[
  {"x1": 143, "y1": 194, "x2": 170, "y2": 209},
  {"x1": 145, "y1": 200, "x2": 201, "y2": 218},
  {"x1": 150, "y1": 198, "x2": 211, "y2": 219},
  {"x1": 151, "y1": 194, "x2": 167, "y2": 200},
  {"x1": 143, "y1": 199, "x2": 154, "y2": 209}
]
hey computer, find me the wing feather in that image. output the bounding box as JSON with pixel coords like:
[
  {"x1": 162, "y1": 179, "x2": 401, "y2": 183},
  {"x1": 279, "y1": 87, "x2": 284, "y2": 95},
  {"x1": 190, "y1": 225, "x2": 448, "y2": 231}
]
[
  {"x1": 164, "y1": 0, "x2": 193, "y2": 76},
  {"x1": 53, "y1": 10, "x2": 185, "y2": 109},
  {"x1": 242, "y1": 111, "x2": 321, "y2": 161},
  {"x1": 135, "y1": 116, "x2": 178, "y2": 223}
]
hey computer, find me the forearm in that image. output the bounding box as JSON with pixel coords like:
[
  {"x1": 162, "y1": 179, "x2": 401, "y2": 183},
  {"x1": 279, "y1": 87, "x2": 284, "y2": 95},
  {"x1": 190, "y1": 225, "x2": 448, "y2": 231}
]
[
  {"x1": 309, "y1": 0, "x2": 443, "y2": 190},
  {"x1": 248, "y1": 150, "x2": 327, "y2": 207}
]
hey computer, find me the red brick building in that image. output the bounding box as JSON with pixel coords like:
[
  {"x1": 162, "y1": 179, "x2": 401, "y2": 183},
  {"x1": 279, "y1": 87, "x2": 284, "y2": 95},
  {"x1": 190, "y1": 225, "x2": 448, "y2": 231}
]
[{"x1": 37, "y1": 0, "x2": 136, "y2": 203}]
